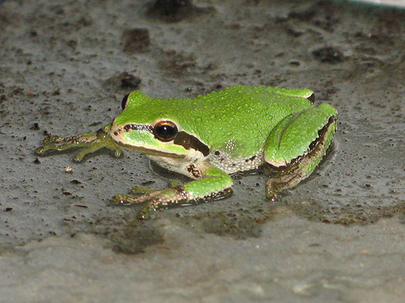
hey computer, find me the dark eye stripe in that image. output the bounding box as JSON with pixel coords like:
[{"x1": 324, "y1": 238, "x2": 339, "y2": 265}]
[
  {"x1": 123, "y1": 124, "x2": 153, "y2": 132},
  {"x1": 174, "y1": 131, "x2": 210, "y2": 156}
]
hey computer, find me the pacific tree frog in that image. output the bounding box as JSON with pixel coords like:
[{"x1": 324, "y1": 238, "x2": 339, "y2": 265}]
[{"x1": 36, "y1": 86, "x2": 337, "y2": 219}]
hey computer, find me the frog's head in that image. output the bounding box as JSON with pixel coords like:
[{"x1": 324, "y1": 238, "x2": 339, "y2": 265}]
[{"x1": 110, "y1": 91, "x2": 209, "y2": 158}]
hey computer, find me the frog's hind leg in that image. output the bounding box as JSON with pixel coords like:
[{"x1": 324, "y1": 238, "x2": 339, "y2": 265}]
[{"x1": 264, "y1": 105, "x2": 337, "y2": 200}]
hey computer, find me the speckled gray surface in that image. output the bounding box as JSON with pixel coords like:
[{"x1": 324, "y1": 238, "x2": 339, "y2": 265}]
[{"x1": 1, "y1": 0, "x2": 405, "y2": 302}]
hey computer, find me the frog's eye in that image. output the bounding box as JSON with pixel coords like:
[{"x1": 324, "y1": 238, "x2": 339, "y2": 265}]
[
  {"x1": 153, "y1": 120, "x2": 178, "y2": 142},
  {"x1": 121, "y1": 93, "x2": 130, "y2": 110}
]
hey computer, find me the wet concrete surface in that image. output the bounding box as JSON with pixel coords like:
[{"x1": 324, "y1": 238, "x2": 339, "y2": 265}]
[{"x1": 0, "y1": 0, "x2": 404, "y2": 301}]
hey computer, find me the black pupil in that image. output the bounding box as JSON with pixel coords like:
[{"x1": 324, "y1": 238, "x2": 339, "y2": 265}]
[
  {"x1": 155, "y1": 122, "x2": 177, "y2": 141},
  {"x1": 121, "y1": 93, "x2": 130, "y2": 110}
]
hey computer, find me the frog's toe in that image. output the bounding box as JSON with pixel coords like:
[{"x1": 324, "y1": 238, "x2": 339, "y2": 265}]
[
  {"x1": 34, "y1": 146, "x2": 46, "y2": 155},
  {"x1": 137, "y1": 204, "x2": 156, "y2": 220},
  {"x1": 265, "y1": 188, "x2": 279, "y2": 201},
  {"x1": 110, "y1": 192, "x2": 155, "y2": 206},
  {"x1": 42, "y1": 135, "x2": 61, "y2": 144},
  {"x1": 109, "y1": 193, "x2": 160, "y2": 220},
  {"x1": 112, "y1": 148, "x2": 123, "y2": 158},
  {"x1": 110, "y1": 193, "x2": 137, "y2": 205},
  {"x1": 72, "y1": 152, "x2": 86, "y2": 162}
]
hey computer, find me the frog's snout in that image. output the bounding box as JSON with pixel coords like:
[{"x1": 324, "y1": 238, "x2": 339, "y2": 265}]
[
  {"x1": 110, "y1": 123, "x2": 153, "y2": 138},
  {"x1": 109, "y1": 122, "x2": 122, "y2": 139}
]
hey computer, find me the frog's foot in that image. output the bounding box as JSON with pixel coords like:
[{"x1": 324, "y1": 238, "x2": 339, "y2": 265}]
[
  {"x1": 110, "y1": 186, "x2": 191, "y2": 220},
  {"x1": 265, "y1": 172, "x2": 301, "y2": 201},
  {"x1": 35, "y1": 127, "x2": 123, "y2": 162}
]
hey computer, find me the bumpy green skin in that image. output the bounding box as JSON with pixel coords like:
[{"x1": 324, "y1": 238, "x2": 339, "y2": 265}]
[
  {"x1": 36, "y1": 85, "x2": 338, "y2": 219},
  {"x1": 265, "y1": 103, "x2": 337, "y2": 165},
  {"x1": 115, "y1": 86, "x2": 316, "y2": 158}
]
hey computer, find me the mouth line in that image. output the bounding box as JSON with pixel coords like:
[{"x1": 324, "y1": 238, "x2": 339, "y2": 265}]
[{"x1": 112, "y1": 140, "x2": 186, "y2": 158}]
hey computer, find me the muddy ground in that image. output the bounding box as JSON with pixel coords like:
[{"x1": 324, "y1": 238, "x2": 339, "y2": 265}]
[{"x1": 1, "y1": 0, "x2": 405, "y2": 302}]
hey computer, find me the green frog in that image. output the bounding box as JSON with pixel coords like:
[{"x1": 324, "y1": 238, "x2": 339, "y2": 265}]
[{"x1": 36, "y1": 85, "x2": 337, "y2": 219}]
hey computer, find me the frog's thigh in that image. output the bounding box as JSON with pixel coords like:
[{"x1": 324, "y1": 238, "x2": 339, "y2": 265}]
[
  {"x1": 264, "y1": 106, "x2": 337, "y2": 198},
  {"x1": 264, "y1": 104, "x2": 337, "y2": 166}
]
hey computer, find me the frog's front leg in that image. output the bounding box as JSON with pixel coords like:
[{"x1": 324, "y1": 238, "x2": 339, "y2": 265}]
[
  {"x1": 111, "y1": 165, "x2": 233, "y2": 219},
  {"x1": 264, "y1": 104, "x2": 338, "y2": 200},
  {"x1": 35, "y1": 125, "x2": 123, "y2": 162}
]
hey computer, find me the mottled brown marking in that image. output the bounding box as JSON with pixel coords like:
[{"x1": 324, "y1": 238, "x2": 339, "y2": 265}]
[
  {"x1": 245, "y1": 155, "x2": 256, "y2": 162},
  {"x1": 187, "y1": 164, "x2": 202, "y2": 178}
]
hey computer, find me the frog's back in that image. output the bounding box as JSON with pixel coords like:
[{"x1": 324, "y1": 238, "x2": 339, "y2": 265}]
[
  {"x1": 191, "y1": 86, "x2": 313, "y2": 122},
  {"x1": 179, "y1": 86, "x2": 314, "y2": 158}
]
